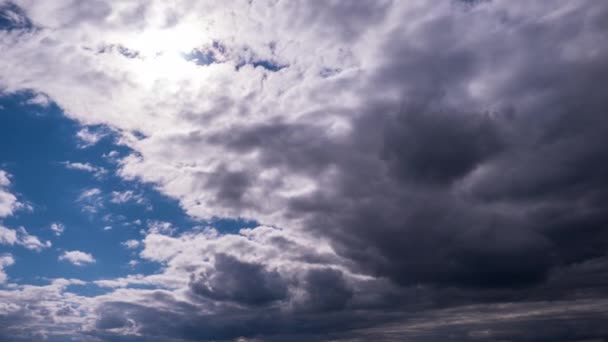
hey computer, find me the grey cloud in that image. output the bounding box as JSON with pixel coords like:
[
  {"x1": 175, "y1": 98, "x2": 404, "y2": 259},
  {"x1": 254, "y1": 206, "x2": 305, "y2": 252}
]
[
  {"x1": 284, "y1": 0, "x2": 393, "y2": 42},
  {"x1": 189, "y1": 253, "x2": 288, "y2": 306},
  {"x1": 3, "y1": 0, "x2": 608, "y2": 341},
  {"x1": 297, "y1": 268, "x2": 353, "y2": 313},
  {"x1": 105, "y1": 1, "x2": 608, "y2": 340},
  {"x1": 381, "y1": 109, "x2": 505, "y2": 185}
]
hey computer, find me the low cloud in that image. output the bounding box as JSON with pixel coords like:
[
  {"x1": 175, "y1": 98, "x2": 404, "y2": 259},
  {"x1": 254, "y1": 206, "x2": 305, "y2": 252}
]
[
  {"x1": 58, "y1": 250, "x2": 96, "y2": 266},
  {"x1": 0, "y1": 225, "x2": 51, "y2": 252}
]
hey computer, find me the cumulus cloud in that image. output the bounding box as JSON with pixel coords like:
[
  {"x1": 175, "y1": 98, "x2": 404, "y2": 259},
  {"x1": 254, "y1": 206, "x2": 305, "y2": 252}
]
[
  {"x1": 0, "y1": 170, "x2": 21, "y2": 218},
  {"x1": 0, "y1": 225, "x2": 51, "y2": 252},
  {"x1": 0, "y1": 0, "x2": 607, "y2": 341},
  {"x1": 58, "y1": 250, "x2": 95, "y2": 266},
  {"x1": 0, "y1": 254, "x2": 14, "y2": 283}
]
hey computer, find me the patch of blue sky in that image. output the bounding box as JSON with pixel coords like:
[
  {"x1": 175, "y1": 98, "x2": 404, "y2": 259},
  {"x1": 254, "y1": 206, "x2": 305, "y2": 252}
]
[
  {"x1": 183, "y1": 48, "x2": 218, "y2": 66},
  {"x1": 0, "y1": 91, "x2": 257, "y2": 293},
  {"x1": 0, "y1": 2, "x2": 34, "y2": 31}
]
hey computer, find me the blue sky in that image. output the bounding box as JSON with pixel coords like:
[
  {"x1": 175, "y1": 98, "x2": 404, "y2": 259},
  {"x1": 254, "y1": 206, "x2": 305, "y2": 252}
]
[{"x1": 0, "y1": 90, "x2": 256, "y2": 289}]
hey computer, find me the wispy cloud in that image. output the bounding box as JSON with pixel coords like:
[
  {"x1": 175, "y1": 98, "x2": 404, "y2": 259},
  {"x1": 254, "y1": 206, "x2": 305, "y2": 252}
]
[{"x1": 61, "y1": 161, "x2": 107, "y2": 178}]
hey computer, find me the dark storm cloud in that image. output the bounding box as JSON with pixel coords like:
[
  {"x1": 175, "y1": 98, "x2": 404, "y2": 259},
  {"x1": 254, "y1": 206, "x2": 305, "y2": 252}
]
[
  {"x1": 381, "y1": 109, "x2": 504, "y2": 185},
  {"x1": 297, "y1": 268, "x2": 353, "y2": 313},
  {"x1": 218, "y1": 0, "x2": 608, "y2": 302},
  {"x1": 189, "y1": 253, "x2": 288, "y2": 306},
  {"x1": 94, "y1": 1, "x2": 608, "y2": 340},
  {"x1": 205, "y1": 167, "x2": 253, "y2": 208}
]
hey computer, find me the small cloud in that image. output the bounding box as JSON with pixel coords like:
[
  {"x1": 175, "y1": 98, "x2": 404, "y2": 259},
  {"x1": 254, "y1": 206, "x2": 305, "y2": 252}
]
[
  {"x1": 102, "y1": 150, "x2": 120, "y2": 163},
  {"x1": 122, "y1": 239, "x2": 140, "y2": 249},
  {"x1": 0, "y1": 254, "x2": 15, "y2": 283},
  {"x1": 110, "y1": 190, "x2": 151, "y2": 209},
  {"x1": 16, "y1": 227, "x2": 51, "y2": 251},
  {"x1": 0, "y1": 225, "x2": 51, "y2": 252},
  {"x1": 79, "y1": 188, "x2": 102, "y2": 199},
  {"x1": 50, "y1": 222, "x2": 65, "y2": 236},
  {"x1": 0, "y1": 170, "x2": 10, "y2": 187},
  {"x1": 110, "y1": 190, "x2": 140, "y2": 204},
  {"x1": 24, "y1": 93, "x2": 52, "y2": 108},
  {"x1": 58, "y1": 250, "x2": 95, "y2": 266},
  {"x1": 62, "y1": 161, "x2": 107, "y2": 179},
  {"x1": 76, "y1": 127, "x2": 106, "y2": 148},
  {"x1": 0, "y1": 170, "x2": 22, "y2": 218},
  {"x1": 147, "y1": 220, "x2": 175, "y2": 235},
  {"x1": 128, "y1": 260, "x2": 138, "y2": 268},
  {"x1": 103, "y1": 226, "x2": 112, "y2": 231},
  {"x1": 77, "y1": 188, "x2": 103, "y2": 213}
]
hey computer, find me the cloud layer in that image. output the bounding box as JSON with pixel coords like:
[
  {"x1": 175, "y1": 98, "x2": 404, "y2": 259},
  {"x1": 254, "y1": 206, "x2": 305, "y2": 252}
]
[{"x1": 1, "y1": 0, "x2": 608, "y2": 341}]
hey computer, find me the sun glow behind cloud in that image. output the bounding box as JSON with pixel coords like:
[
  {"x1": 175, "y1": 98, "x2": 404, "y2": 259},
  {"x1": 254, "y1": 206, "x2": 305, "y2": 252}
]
[{"x1": 123, "y1": 25, "x2": 211, "y2": 84}]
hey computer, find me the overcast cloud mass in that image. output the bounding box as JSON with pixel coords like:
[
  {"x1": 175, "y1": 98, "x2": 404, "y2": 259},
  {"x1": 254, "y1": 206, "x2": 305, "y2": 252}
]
[{"x1": 1, "y1": 0, "x2": 608, "y2": 341}]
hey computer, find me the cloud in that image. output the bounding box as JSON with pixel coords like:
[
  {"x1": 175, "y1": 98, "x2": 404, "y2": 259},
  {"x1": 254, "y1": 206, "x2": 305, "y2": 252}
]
[
  {"x1": 76, "y1": 188, "x2": 103, "y2": 213},
  {"x1": 0, "y1": 225, "x2": 51, "y2": 252},
  {"x1": 62, "y1": 161, "x2": 107, "y2": 178},
  {"x1": 0, "y1": 254, "x2": 14, "y2": 283},
  {"x1": 189, "y1": 253, "x2": 289, "y2": 306},
  {"x1": 0, "y1": 170, "x2": 21, "y2": 218},
  {"x1": 110, "y1": 190, "x2": 150, "y2": 209},
  {"x1": 58, "y1": 250, "x2": 96, "y2": 266},
  {"x1": 0, "y1": 0, "x2": 607, "y2": 341},
  {"x1": 50, "y1": 222, "x2": 65, "y2": 236},
  {"x1": 121, "y1": 239, "x2": 140, "y2": 249},
  {"x1": 75, "y1": 127, "x2": 106, "y2": 148},
  {"x1": 23, "y1": 92, "x2": 51, "y2": 107}
]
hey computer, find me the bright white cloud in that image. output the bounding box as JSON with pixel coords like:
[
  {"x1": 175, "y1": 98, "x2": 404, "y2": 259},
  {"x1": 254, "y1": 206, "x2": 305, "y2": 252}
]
[
  {"x1": 0, "y1": 170, "x2": 20, "y2": 218},
  {"x1": 58, "y1": 250, "x2": 96, "y2": 266},
  {"x1": 0, "y1": 254, "x2": 15, "y2": 283},
  {"x1": 0, "y1": 225, "x2": 51, "y2": 252}
]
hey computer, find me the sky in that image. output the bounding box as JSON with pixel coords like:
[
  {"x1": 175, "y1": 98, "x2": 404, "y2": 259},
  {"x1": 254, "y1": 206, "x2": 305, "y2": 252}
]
[{"x1": 0, "y1": 0, "x2": 607, "y2": 341}]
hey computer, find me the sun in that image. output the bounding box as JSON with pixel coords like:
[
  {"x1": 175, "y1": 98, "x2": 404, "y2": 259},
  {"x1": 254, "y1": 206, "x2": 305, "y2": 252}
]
[{"x1": 126, "y1": 25, "x2": 207, "y2": 84}]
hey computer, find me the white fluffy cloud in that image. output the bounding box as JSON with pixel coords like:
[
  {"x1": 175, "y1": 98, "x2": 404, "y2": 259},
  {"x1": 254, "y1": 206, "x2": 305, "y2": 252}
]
[
  {"x1": 0, "y1": 170, "x2": 20, "y2": 218},
  {"x1": 0, "y1": 254, "x2": 14, "y2": 283},
  {"x1": 58, "y1": 250, "x2": 96, "y2": 266},
  {"x1": 0, "y1": 225, "x2": 51, "y2": 252}
]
